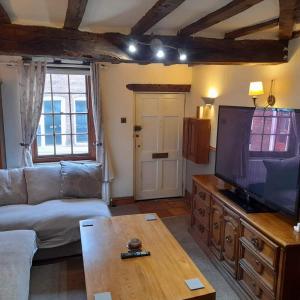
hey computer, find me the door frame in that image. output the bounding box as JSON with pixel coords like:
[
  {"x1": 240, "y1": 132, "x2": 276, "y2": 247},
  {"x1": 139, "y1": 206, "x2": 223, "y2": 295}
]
[
  {"x1": 133, "y1": 92, "x2": 187, "y2": 200},
  {"x1": 0, "y1": 82, "x2": 6, "y2": 169}
]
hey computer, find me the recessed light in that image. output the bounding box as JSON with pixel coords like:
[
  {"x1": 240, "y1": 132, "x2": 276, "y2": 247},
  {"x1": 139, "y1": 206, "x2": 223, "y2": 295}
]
[
  {"x1": 128, "y1": 43, "x2": 137, "y2": 53},
  {"x1": 179, "y1": 53, "x2": 187, "y2": 61}
]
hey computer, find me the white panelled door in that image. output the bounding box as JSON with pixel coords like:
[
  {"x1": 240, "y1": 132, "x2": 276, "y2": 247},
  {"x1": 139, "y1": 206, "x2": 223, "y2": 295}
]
[{"x1": 135, "y1": 93, "x2": 185, "y2": 200}]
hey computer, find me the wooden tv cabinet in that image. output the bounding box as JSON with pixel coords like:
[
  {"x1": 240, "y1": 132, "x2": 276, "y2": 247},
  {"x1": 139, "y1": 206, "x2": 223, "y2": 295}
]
[{"x1": 190, "y1": 175, "x2": 300, "y2": 300}]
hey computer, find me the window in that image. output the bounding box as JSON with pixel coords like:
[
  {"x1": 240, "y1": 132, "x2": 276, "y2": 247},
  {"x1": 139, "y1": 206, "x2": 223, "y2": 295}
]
[
  {"x1": 249, "y1": 109, "x2": 292, "y2": 155},
  {"x1": 33, "y1": 71, "x2": 95, "y2": 162}
]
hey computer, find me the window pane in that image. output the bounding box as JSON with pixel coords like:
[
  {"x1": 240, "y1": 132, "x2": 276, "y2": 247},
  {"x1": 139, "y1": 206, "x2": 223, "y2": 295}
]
[
  {"x1": 44, "y1": 115, "x2": 54, "y2": 136},
  {"x1": 37, "y1": 136, "x2": 55, "y2": 156},
  {"x1": 69, "y1": 75, "x2": 86, "y2": 93},
  {"x1": 43, "y1": 100, "x2": 52, "y2": 113},
  {"x1": 251, "y1": 117, "x2": 264, "y2": 134},
  {"x1": 59, "y1": 115, "x2": 71, "y2": 135},
  {"x1": 277, "y1": 118, "x2": 291, "y2": 134},
  {"x1": 53, "y1": 95, "x2": 69, "y2": 113},
  {"x1": 56, "y1": 135, "x2": 72, "y2": 155},
  {"x1": 73, "y1": 135, "x2": 89, "y2": 154},
  {"x1": 263, "y1": 117, "x2": 277, "y2": 134},
  {"x1": 71, "y1": 95, "x2": 88, "y2": 113},
  {"x1": 275, "y1": 135, "x2": 289, "y2": 152},
  {"x1": 72, "y1": 114, "x2": 88, "y2": 134},
  {"x1": 253, "y1": 109, "x2": 264, "y2": 116},
  {"x1": 51, "y1": 74, "x2": 69, "y2": 93},
  {"x1": 249, "y1": 134, "x2": 262, "y2": 151},
  {"x1": 262, "y1": 135, "x2": 272, "y2": 151}
]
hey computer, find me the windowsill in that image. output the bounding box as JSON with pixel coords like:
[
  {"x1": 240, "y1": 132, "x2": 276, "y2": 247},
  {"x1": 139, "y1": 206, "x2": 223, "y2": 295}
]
[{"x1": 34, "y1": 160, "x2": 97, "y2": 166}]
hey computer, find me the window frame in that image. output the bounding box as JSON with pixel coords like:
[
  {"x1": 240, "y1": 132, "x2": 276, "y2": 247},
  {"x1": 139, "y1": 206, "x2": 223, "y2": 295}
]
[
  {"x1": 32, "y1": 74, "x2": 96, "y2": 163},
  {"x1": 249, "y1": 111, "x2": 295, "y2": 158}
]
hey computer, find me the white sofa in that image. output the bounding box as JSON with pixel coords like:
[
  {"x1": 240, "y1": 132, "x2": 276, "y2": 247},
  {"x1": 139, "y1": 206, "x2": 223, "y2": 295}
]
[
  {"x1": 0, "y1": 230, "x2": 37, "y2": 300},
  {"x1": 0, "y1": 163, "x2": 111, "y2": 248}
]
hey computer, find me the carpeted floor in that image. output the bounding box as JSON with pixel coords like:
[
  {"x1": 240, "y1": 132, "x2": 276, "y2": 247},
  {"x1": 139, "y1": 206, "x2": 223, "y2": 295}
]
[{"x1": 30, "y1": 207, "x2": 240, "y2": 300}]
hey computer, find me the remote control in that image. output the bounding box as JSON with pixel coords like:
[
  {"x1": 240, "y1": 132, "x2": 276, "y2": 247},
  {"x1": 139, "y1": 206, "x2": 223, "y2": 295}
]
[{"x1": 121, "y1": 251, "x2": 151, "y2": 259}]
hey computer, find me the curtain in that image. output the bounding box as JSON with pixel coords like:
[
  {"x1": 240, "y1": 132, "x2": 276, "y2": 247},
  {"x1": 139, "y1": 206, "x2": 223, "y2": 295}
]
[
  {"x1": 90, "y1": 63, "x2": 114, "y2": 204},
  {"x1": 18, "y1": 61, "x2": 46, "y2": 167},
  {"x1": 292, "y1": 111, "x2": 300, "y2": 155}
]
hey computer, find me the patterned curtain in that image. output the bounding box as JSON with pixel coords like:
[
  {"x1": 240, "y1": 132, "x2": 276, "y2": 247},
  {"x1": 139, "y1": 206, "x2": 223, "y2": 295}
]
[
  {"x1": 18, "y1": 61, "x2": 46, "y2": 167},
  {"x1": 90, "y1": 63, "x2": 114, "y2": 204}
]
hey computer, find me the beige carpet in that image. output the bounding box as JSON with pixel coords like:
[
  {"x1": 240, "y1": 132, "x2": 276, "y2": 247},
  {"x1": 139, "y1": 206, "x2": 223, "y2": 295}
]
[{"x1": 29, "y1": 213, "x2": 240, "y2": 300}]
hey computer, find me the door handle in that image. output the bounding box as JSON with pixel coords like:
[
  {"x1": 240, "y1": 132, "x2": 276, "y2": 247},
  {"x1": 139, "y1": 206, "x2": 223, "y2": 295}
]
[
  {"x1": 152, "y1": 153, "x2": 168, "y2": 159},
  {"x1": 134, "y1": 125, "x2": 142, "y2": 131}
]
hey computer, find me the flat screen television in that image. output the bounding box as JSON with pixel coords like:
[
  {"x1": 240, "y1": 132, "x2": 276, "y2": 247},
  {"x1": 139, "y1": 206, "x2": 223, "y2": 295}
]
[{"x1": 215, "y1": 105, "x2": 300, "y2": 219}]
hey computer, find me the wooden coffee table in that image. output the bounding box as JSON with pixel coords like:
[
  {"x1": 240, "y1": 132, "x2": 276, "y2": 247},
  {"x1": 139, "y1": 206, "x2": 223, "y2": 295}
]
[{"x1": 80, "y1": 214, "x2": 215, "y2": 300}]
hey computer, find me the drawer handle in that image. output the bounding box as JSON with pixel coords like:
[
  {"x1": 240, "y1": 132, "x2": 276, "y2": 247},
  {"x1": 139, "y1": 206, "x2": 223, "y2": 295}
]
[
  {"x1": 198, "y1": 208, "x2": 205, "y2": 216},
  {"x1": 213, "y1": 222, "x2": 219, "y2": 230},
  {"x1": 198, "y1": 191, "x2": 206, "y2": 199},
  {"x1": 225, "y1": 235, "x2": 232, "y2": 243},
  {"x1": 255, "y1": 259, "x2": 263, "y2": 274},
  {"x1": 251, "y1": 238, "x2": 263, "y2": 251},
  {"x1": 197, "y1": 224, "x2": 205, "y2": 233}
]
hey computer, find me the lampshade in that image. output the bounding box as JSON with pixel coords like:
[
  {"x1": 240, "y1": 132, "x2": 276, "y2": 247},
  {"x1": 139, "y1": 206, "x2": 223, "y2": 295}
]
[{"x1": 249, "y1": 81, "x2": 264, "y2": 96}]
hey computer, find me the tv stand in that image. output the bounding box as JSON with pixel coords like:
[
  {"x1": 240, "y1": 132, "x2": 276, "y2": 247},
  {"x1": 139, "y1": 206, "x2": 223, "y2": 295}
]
[
  {"x1": 219, "y1": 188, "x2": 274, "y2": 213},
  {"x1": 189, "y1": 174, "x2": 300, "y2": 300}
]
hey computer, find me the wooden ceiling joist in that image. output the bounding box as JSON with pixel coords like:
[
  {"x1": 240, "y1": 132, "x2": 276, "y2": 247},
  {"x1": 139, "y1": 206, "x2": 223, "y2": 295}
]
[
  {"x1": 178, "y1": 0, "x2": 264, "y2": 36},
  {"x1": 0, "y1": 3, "x2": 11, "y2": 24},
  {"x1": 131, "y1": 0, "x2": 186, "y2": 35},
  {"x1": 279, "y1": 0, "x2": 298, "y2": 40},
  {"x1": 225, "y1": 18, "x2": 279, "y2": 39},
  {"x1": 64, "y1": 0, "x2": 88, "y2": 30},
  {"x1": 0, "y1": 24, "x2": 288, "y2": 65}
]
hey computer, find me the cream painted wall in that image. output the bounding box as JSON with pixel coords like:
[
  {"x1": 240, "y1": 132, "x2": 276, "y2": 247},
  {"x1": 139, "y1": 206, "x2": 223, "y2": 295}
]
[
  {"x1": 100, "y1": 64, "x2": 192, "y2": 197},
  {"x1": 185, "y1": 38, "x2": 300, "y2": 193}
]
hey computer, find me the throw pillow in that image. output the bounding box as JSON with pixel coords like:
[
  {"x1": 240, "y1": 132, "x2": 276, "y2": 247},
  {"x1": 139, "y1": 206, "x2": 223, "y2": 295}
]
[{"x1": 60, "y1": 161, "x2": 102, "y2": 199}]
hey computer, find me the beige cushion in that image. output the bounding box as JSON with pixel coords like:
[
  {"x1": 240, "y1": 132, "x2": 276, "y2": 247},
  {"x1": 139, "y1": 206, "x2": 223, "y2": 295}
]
[
  {"x1": 24, "y1": 165, "x2": 62, "y2": 204},
  {"x1": 61, "y1": 161, "x2": 102, "y2": 199},
  {"x1": 0, "y1": 168, "x2": 27, "y2": 206}
]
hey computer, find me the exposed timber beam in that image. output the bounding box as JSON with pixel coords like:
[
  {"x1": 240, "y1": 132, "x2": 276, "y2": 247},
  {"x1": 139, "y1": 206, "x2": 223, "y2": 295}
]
[
  {"x1": 131, "y1": 0, "x2": 186, "y2": 35},
  {"x1": 279, "y1": 0, "x2": 297, "y2": 40},
  {"x1": 225, "y1": 18, "x2": 279, "y2": 39},
  {"x1": 0, "y1": 24, "x2": 130, "y2": 62},
  {"x1": 104, "y1": 32, "x2": 288, "y2": 64},
  {"x1": 0, "y1": 3, "x2": 11, "y2": 24},
  {"x1": 64, "y1": 0, "x2": 88, "y2": 30},
  {"x1": 0, "y1": 24, "x2": 288, "y2": 65},
  {"x1": 178, "y1": 0, "x2": 264, "y2": 36}
]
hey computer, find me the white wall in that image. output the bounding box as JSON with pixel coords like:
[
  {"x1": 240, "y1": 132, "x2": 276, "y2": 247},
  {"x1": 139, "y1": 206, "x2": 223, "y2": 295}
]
[
  {"x1": 101, "y1": 64, "x2": 192, "y2": 197},
  {"x1": 185, "y1": 38, "x2": 300, "y2": 193},
  {"x1": 0, "y1": 65, "x2": 22, "y2": 168}
]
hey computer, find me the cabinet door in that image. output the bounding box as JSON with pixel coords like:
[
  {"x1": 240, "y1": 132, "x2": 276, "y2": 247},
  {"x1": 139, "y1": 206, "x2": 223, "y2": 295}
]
[
  {"x1": 210, "y1": 197, "x2": 223, "y2": 260},
  {"x1": 222, "y1": 208, "x2": 239, "y2": 277},
  {"x1": 182, "y1": 118, "x2": 189, "y2": 159},
  {"x1": 187, "y1": 119, "x2": 198, "y2": 162}
]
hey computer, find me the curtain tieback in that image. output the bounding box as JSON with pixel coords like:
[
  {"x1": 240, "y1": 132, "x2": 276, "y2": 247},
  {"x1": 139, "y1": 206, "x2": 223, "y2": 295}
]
[
  {"x1": 20, "y1": 143, "x2": 30, "y2": 147},
  {"x1": 94, "y1": 141, "x2": 103, "y2": 147}
]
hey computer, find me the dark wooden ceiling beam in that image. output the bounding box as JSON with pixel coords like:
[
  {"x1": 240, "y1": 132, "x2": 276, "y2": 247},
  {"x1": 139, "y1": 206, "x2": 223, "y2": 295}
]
[
  {"x1": 0, "y1": 24, "x2": 288, "y2": 64},
  {"x1": 0, "y1": 24, "x2": 130, "y2": 62},
  {"x1": 279, "y1": 0, "x2": 297, "y2": 40},
  {"x1": 178, "y1": 0, "x2": 264, "y2": 36},
  {"x1": 0, "y1": 3, "x2": 11, "y2": 24},
  {"x1": 131, "y1": 0, "x2": 186, "y2": 35},
  {"x1": 64, "y1": 0, "x2": 88, "y2": 30},
  {"x1": 126, "y1": 84, "x2": 191, "y2": 92},
  {"x1": 225, "y1": 18, "x2": 279, "y2": 39},
  {"x1": 104, "y1": 32, "x2": 288, "y2": 64}
]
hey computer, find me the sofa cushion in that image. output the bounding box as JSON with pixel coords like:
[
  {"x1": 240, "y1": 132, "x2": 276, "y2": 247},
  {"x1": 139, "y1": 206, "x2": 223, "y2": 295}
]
[
  {"x1": 24, "y1": 165, "x2": 62, "y2": 204},
  {"x1": 0, "y1": 168, "x2": 27, "y2": 206},
  {"x1": 61, "y1": 161, "x2": 102, "y2": 199},
  {"x1": 0, "y1": 199, "x2": 110, "y2": 248},
  {"x1": 0, "y1": 230, "x2": 37, "y2": 300}
]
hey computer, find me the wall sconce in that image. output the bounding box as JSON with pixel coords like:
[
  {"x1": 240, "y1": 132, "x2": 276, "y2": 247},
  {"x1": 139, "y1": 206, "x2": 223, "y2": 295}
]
[
  {"x1": 201, "y1": 96, "x2": 216, "y2": 107},
  {"x1": 249, "y1": 80, "x2": 276, "y2": 107},
  {"x1": 249, "y1": 81, "x2": 264, "y2": 107}
]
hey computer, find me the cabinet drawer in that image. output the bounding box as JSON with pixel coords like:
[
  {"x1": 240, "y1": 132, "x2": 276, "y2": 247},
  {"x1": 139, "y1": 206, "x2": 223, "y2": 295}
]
[
  {"x1": 239, "y1": 262, "x2": 275, "y2": 300},
  {"x1": 193, "y1": 200, "x2": 210, "y2": 229},
  {"x1": 191, "y1": 214, "x2": 209, "y2": 245},
  {"x1": 240, "y1": 220, "x2": 279, "y2": 269},
  {"x1": 240, "y1": 241, "x2": 277, "y2": 293},
  {"x1": 194, "y1": 184, "x2": 210, "y2": 207}
]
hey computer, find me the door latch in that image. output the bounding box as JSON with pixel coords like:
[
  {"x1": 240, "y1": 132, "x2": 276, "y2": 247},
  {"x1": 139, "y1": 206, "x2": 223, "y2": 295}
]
[{"x1": 134, "y1": 125, "x2": 142, "y2": 131}]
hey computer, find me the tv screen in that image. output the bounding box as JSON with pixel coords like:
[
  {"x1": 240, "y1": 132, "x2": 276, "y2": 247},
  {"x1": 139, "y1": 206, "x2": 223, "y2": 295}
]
[{"x1": 215, "y1": 106, "x2": 300, "y2": 217}]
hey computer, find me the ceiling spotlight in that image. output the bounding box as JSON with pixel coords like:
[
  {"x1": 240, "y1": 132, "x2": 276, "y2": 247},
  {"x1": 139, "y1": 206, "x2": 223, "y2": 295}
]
[
  {"x1": 128, "y1": 42, "x2": 137, "y2": 54},
  {"x1": 179, "y1": 49, "x2": 187, "y2": 61},
  {"x1": 156, "y1": 49, "x2": 165, "y2": 59}
]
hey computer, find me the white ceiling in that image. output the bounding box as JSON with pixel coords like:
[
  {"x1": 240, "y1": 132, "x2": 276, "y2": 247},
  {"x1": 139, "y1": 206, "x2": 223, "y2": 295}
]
[{"x1": 0, "y1": 0, "x2": 292, "y2": 39}]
